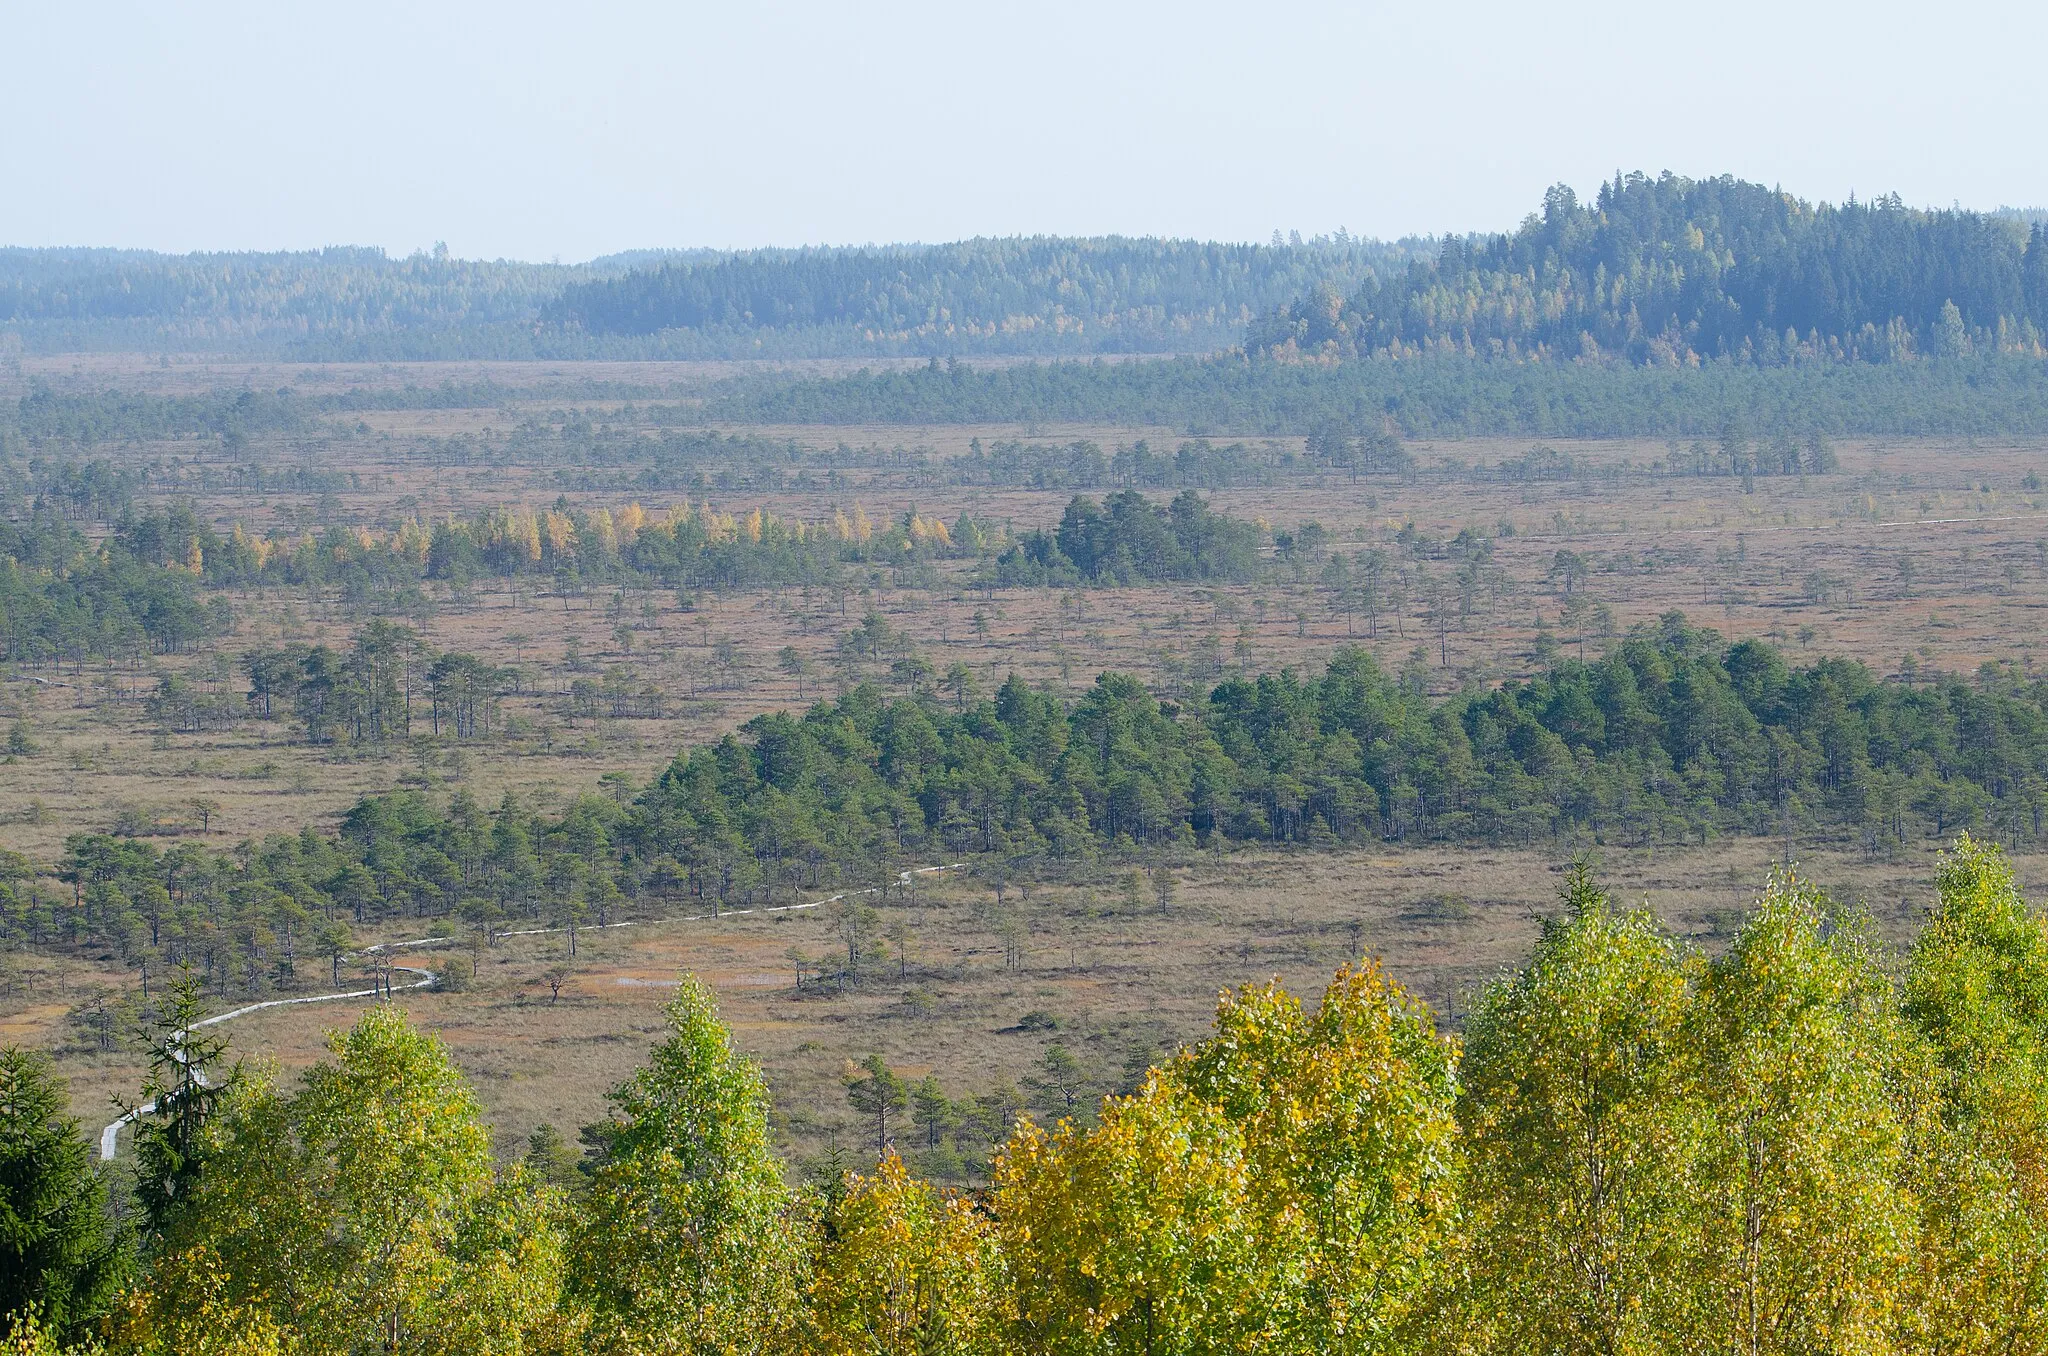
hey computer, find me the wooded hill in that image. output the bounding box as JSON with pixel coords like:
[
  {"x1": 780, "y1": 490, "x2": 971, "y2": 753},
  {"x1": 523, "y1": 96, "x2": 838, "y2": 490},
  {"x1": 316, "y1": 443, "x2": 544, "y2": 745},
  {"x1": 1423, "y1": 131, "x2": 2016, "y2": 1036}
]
[
  {"x1": 0, "y1": 236, "x2": 1417, "y2": 360},
  {"x1": 1248, "y1": 172, "x2": 2048, "y2": 364},
  {"x1": 542, "y1": 235, "x2": 1417, "y2": 356}
]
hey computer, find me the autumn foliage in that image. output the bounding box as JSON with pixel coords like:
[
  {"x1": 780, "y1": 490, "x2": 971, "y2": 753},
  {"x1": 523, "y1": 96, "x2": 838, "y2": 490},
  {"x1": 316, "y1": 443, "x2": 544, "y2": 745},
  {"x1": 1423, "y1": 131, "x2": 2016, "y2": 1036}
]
[{"x1": 15, "y1": 837, "x2": 2048, "y2": 1352}]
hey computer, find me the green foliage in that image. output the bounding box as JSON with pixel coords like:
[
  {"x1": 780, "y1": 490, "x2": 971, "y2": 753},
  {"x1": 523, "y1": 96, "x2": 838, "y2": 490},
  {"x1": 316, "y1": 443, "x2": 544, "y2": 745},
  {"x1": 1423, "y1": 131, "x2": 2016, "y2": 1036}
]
[
  {"x1": 546, "y1": 236, "x2": 1413, "y2": 355},
  {"x1": 803, "y1": 1152, "x2": 1007, "y2": 1355},
  {"x1": 1457, "y1": 867, "x2": 1697, "y2": 1351},
  {"x1": 129, "y1": 970, "x2": 235, "y2": 1239},
  {"x1": 141, "y1": 1004, "x2": 576, "y2": 1354},
  {"x1": 996, "y1": 1071, "x2": 1267, "y2": 1354},
  {"x1": 573, "y1": 976, "x2": 805, "y2": 1354},
  {"x1": 1684, "y1": 876, "x2": 1916, "y2": 1352},
  {"x1": 33, "y1": 619, "x2": 2048, "y2": 1007},
  {"x1": 844, "y1": 1056, "x2": 908, "y2": 1158},
  {"x1": 998, "y1": 490, "x2": 1262, "y2": 585},
  {"x1": 1250, "y1": 173, "x2": 2048, "y2": 364},
  {"x1": 708, "y1": 348, "x2": 2048, "y2": 438},
  {"x1": 1903, "y1": 835, "x2": 2048, "y2": 1352},
  {"x1": 0, "y1": 1050, "x2": 125, "y2": 1341},
  {"x1": 78, "y1": 844, "x2": 2048, "y2": 1353},
  {"x1": 1173, "y1": 962, "x2": 1462, "y2": 1353},
  {"x1": 0, "y1": 507, "x2": 230, "y2": 666},
  {"x1": 0, "y1": 246, "x2": 594, "y2": 361}
]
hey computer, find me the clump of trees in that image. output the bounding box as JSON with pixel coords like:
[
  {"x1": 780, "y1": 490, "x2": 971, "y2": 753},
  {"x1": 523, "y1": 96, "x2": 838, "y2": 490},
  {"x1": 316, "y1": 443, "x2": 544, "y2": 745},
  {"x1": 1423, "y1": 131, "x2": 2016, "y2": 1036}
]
[
  {"x1": 0, "y1": 508, "x2": 230, "y2": 668},
  {"x1": 997, "y1": 489, "x2": 1262, "y2": 585},
  {"x1": 20, "y1": 615, "x2": 2048, "y2": 999},
  {"x1": 13, "y1": 838, "x2": 2048, "y2": 1353}
]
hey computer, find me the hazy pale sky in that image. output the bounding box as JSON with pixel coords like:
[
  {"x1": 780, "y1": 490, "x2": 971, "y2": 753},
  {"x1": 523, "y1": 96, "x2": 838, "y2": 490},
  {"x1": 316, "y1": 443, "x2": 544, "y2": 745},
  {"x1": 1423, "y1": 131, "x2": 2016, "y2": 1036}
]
[{"x1": 4, "y1": 0, "x2": 2041, "y2": 261}]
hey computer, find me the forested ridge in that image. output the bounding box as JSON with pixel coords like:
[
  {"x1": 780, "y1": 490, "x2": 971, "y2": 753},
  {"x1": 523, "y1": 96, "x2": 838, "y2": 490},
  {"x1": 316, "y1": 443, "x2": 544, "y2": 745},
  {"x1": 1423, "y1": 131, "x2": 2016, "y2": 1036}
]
[
  {"x1": 10, "y1": 175, "x2": 2048, "y2": 372},
  {"x1": 1249, "y1": 173, "x2": 2048, "y2": 364},
  {"x1": 0, "y1": 236, "x2": 1417, "y2": 361},
  {"x1": 0, "y1": 246, "x2": 607, "y2": 360},
  {"x1": 543, "y1": 235, "x2": 1418, "y2": 355},
  {"x1": 16, "y1": 616, "x2": 2048, "y2": 989},
  {"x1": 11, "y1": 840, "x2": 2048, "y2": 1353}
]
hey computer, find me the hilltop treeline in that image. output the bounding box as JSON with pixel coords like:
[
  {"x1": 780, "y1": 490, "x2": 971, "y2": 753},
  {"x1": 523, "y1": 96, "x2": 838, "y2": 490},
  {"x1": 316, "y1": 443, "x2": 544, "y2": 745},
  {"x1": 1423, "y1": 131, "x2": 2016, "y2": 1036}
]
[
  {"x1": 544, "y1": 235, "x2": 1418, "y2": 356},
  {"x1": 706, "y1": 349, "x2": 2048, "y2": 436},
  {"x1": 0, "y1": 246, "x2": 624, "y2": 360},
  {"x1": 1250, "y1": 173, "x2": 2048, "y2": 364},
  {"x1": 0, "y1": 236, "x2": 1418, "y2": 359},
  {"x1": 21, "y1": 617, "x2": 2048, "y2": 988},
  {"x1": 15, "y1": 839, "x2": 2048, "y2": 1353}
]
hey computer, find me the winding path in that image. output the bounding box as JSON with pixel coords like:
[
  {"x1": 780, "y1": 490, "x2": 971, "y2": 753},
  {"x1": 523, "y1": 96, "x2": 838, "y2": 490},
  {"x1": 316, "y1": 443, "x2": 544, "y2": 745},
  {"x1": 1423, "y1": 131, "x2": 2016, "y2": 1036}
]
[{"x1": 98, "y1": 864, "x2": 963, "y2": 1160}]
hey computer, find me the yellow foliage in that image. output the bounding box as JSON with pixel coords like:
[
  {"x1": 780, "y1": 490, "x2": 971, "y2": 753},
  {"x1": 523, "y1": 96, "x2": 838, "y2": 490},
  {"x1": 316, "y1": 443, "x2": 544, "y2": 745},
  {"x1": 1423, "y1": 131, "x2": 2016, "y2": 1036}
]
[
  {"x1": 541, "y1": 511, "x2": 576, "y2": 560},
  {"x1": 587, "y1": 509, "x2": 617, "y2": 555},
  {"x1": 994, "y1": 1073, "x2": 1275, "y2": 1354},
  {"x1": 804, "y1": 1153, "x2": 1006, "y2": 1355},
  {"x1": 106, "y1": 1248, "x2": 292, "y2": 1356}
]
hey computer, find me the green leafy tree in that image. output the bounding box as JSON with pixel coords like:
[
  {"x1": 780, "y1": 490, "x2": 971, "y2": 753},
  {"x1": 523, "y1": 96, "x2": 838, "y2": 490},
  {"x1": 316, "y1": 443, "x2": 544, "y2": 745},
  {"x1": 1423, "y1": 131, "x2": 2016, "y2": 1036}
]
[
  {"x1": 803, "y1": 1152, "x2": 1007, "y2": 1356},
  {"x1": 995, "y1": 1072, "x2": 1269, "y2": 1355},
  {"x1": 573, "y1": 975, "x2": 805, "y2": 1355},
  {"x1": 1682, "y1": 874, "x2": 1916, "y2": 1354},
  {"x1": 137, "y1": 1005, "x2": 577, "y2": 1354},
  {"x1": 1175, "y1": 960, "x2": 1462, "y2": 1355},
  {"x1": 1903, "y1": 835, "x2": 2048, "y2": 1353},
  {"x1": 1456, "y1": 866, "x2": 1697, "y2": 1353}
]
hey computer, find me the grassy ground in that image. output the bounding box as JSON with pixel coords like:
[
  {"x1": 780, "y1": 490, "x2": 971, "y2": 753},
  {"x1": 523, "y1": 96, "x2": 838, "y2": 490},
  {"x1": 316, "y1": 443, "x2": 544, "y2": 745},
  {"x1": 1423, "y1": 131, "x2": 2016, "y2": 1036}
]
[{"x1": 19, "y1": 835, "x2": 2041, "y2": 1174}]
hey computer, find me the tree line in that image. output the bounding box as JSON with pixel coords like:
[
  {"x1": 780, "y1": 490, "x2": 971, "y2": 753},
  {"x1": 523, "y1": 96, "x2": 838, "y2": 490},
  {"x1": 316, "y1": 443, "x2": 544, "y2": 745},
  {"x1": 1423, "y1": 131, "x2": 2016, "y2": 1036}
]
[
  {"x1": 11, "y1": 838, "x2": 2048, "y2": 1353},
  {"x1": 0, "y1": 235, "x2": 1425, "y2": 360},
  {"x1": 16, "y1": 616, "x2": 2048, "y2": 995},
  {"x1": 706, "y1": 348, "x2": 2048, "y2": 437},
  {"x1": 1249, "y1": 172, "x2": 2048, "y2": 365},
  {"x1": 542, "y1": 235, "x2": 1419, "y2": 354}
]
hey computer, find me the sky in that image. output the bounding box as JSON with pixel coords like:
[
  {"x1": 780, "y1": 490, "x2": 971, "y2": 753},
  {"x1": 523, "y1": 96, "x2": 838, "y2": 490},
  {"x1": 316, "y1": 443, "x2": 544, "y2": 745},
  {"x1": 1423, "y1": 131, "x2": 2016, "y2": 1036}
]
[{"x1": 3, "y1": 0, "x2": 2042, "y2": 261}]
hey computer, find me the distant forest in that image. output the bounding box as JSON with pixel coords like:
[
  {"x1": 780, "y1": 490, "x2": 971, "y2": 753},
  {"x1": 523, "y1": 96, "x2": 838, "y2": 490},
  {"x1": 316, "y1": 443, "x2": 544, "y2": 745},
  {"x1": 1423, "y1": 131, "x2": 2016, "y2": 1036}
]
[
  {"x1": 542, "y1": 236, "x2": 1418, "y2": 355},
  {"x1": 706, "y1": 351, "x2": 2048, "y2": 438},
  {"x1": 0, "y1": 236, "x2": 1418, "y2": 361},
  {"x1": 1249, "y1": 173, "x2": 2048, "y2": 364},
  {"x1": 8, "y1": 173, "x2": 2047, "y2": 382}
]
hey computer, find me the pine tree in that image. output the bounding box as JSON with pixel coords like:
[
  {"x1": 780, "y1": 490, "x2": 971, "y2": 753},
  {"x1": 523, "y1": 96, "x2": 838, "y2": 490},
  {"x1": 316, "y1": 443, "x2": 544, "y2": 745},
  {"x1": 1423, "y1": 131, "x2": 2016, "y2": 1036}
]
[
  {"x1": 0, "y1": 1049, "x2": 125, "y2": 1341},
  {"x1": 129, "y1": 967, "x2": 234, "y2": 1238}
]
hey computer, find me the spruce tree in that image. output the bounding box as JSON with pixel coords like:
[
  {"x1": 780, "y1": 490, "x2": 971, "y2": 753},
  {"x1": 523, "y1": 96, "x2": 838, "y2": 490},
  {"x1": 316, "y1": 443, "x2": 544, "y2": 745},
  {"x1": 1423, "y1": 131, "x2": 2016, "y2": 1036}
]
[{"x1": 0, "y1": 1048, "x2": 125, "y2": 1339}]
